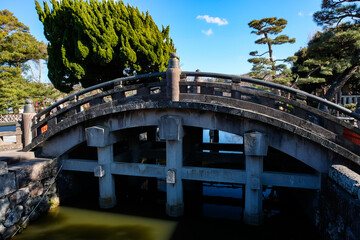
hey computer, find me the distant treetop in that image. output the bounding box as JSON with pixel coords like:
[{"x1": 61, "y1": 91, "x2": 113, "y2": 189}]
[{"x1": 313, "y1": 0, "x2": 360, "y2": 27}]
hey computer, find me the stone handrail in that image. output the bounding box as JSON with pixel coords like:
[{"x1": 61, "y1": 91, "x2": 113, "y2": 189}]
[
  {"x1": 32, "y1": 72, "x2": 360, "y2": 126},
  {"x1": 182, "y1": 71, "x2": 360, "y2": 121},
  {"x1": 33, "y1": 71, "x2": 166, "y2": 123},
  {"x1": 28, "y1": 55, "x2": 360, "y2": 156}
]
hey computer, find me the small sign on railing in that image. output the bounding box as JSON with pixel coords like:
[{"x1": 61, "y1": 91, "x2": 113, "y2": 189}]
[{"x1": 41, "y1": 124, "x2": 48, "y2": 134}]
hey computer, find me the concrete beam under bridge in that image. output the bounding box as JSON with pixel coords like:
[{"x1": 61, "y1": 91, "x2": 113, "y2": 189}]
[{"x1": 62, "y1": 159, "x2": 321, "y2": 190}]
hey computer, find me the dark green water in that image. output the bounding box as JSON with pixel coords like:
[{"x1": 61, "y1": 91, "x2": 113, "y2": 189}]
[
  {"x1": 13, "y1": 207, "x2": 176, "y2": 240},
  {"x1": 13, "y1": 184, "x2": 320, "y2": 240}
]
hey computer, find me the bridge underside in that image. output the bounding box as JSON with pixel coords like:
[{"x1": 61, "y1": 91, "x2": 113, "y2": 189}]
[{"x1": 29, "y1": 105, "x2": 331, "y2": 225}]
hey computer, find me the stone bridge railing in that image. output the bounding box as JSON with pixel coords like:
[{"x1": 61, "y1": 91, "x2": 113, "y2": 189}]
[{"x1": 26, "y1": 53, "x2": 360, "y2": 160}]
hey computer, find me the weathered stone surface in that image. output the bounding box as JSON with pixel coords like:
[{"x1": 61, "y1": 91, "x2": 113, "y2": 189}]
[
  {"x1": 43, "y1": 178, "x2": 57, "y2": 197},
  {"x1": 0, "y1": 198, "x2": 10, "y2": 221},
  {"x1": 4, "y1": 205, "x2": 23, "y2": 227},
  {"x1": 0, "y1": 161, "x2": 8, "y2": 175},
  {"x1": 159, "y1": 115, "x2": 183, "y2": 141},
  {"x1": 244, "y1": 131, "x2": 268, "y2": 156},
  {"x1": 8, "y1": 158, "x2": 56, "y2": 188},
  {"x1": 29, "y1": 181, "x2": 43, "y2": 198},
  {"x1": 0, "y1": 223, "x2": 5, "y2": 235},
  {"x1": 318, "y1": 177, "x2": 360, "y2": 240},
  {"x1": 2, "y1": 225, "x2": 17, "y2": 240},
  {"x1": 0, "y1": 172, "x2": 16, "y2": 198},
  {"x1": 85, "y1": 126, "x2": 110, "y2": 147},
  {"x1": 329, "y1": 164, "x2": 360, "y2": 198},
  {"x1": 31, "y1": 198, "x2": 50, "y2": 216},
  {"x1": 20, "y1": 216, "x2": 29, "y2": 229},
  {"x1": 10, "y1": 187, "x2": 29, "y2": 206}
]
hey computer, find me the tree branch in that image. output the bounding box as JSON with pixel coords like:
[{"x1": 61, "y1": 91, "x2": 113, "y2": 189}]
[{"x1": 323, "y1": 64, "x2": 359, "y2": 100}]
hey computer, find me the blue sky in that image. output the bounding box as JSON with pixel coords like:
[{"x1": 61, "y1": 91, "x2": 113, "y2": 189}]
[{"x1": 1, "y1": 0, "x2": 322, "y2": 82}]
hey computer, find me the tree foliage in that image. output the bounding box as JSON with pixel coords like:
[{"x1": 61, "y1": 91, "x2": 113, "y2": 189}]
[
  {"x1": 0, "y1": 10, "x2": 47, "y2": 68},
  {"x1": 292, "y1": 24, "x2": 360, "y2": 98},
  {"x1": 35, "y1": 0, "x2": 176, "y2": 93},
  {"x1": 247, "y1": 17, "x2": 295, "y2": 82},
  {"x1": 0, "y1": 10, "x2": 56, "y2": 114},
  {"x1": 313, "y1": 0, "x2": 360, "y2": 27}
]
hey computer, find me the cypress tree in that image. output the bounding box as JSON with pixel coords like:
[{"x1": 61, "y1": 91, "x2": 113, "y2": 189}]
[{"x1": 36, "y1": 0, "x2": 176, "y2": 92}]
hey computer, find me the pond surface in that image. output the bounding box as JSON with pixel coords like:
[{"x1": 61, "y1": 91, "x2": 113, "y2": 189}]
[
  {"x1": 13, "y1": 207, "x2": 176, "y2": 240},
  {"x1": 13, "y1": 184, "x2": 320, "y2": 240}
]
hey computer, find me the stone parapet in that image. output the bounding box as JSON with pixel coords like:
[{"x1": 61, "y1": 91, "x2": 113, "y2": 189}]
[{"x1": 329, "y1": 164, "x2": 360, "y2": 199}]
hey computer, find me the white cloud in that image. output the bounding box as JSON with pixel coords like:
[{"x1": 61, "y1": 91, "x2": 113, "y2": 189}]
[
  {"x1": 202, "y1": 28, "x2": 213, "y2": 36},
  {"x1": 298, "y1": 12, "x2": 304, "y2": 16},
  {"x1": 197, "y1": 15, "x2": 228, "y2": 26}
]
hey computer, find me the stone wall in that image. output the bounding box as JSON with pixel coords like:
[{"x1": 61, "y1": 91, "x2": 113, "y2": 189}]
[
  {"x1": 317, "y1": 165, "x2": 360, "y2": 240},
  {"x1": 0, "y1": 158, "x2": 59, "y2": 239}
]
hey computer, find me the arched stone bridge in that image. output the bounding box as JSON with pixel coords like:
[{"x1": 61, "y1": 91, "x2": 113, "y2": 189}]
[{"x1": 23, "y1": 54, "x2": 360, "y2": 228}]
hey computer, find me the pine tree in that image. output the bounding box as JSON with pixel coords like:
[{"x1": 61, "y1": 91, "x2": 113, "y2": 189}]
[
  {"x1": 292, "y1": 24, "x2": 360, "y2": 99},
  {"x1": 313, "y1": 0, "x2": 360, "y2": 27},
  {"x1": 248, "y1": 17, "x2": 295, "y2": 82},
  {"x1": 35, "y1": 0, "x2": 176, "y2": 92},
  {"x1": 292, "y1": 0, "x2": 360, "y2": 100}
]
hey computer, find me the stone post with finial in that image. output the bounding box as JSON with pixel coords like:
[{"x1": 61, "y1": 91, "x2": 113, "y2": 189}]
[
  {"x1": 166, "y1": 52, "x2": 181, "y2": 101},
  {"x1": 22, "y1": 99, "x2": 36, "y2": 148},
  {"x1": 193, "y1": 69, "x2": 203, "y2": 94}
]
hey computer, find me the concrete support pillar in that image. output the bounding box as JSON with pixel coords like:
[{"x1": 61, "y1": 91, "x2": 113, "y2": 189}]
[
  {"x1": 159, "y1": 115, "x2": 184, "y2": 217},
  {"x1": 166, "y1": 53, "x2": 181, "y2": 101},
  {"x1": 244, "y1": 131, "x2": 268, "y2": 226},
  {"x1": 85, "y1": 126, "x2": 116, "y2": 208},
  {"x1": 22, "y1": 99, "x2": 36, "y2": 147}
]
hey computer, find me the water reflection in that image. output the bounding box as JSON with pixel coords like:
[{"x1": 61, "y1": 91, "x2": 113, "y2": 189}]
[{"x1": 13, "y1": 207, "x2": 177, "y2": 240}]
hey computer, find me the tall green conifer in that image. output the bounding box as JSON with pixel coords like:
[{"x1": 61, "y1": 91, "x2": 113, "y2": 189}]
[{"x1": 36, "y1": 0, "x2": 176, "y2": 92}]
